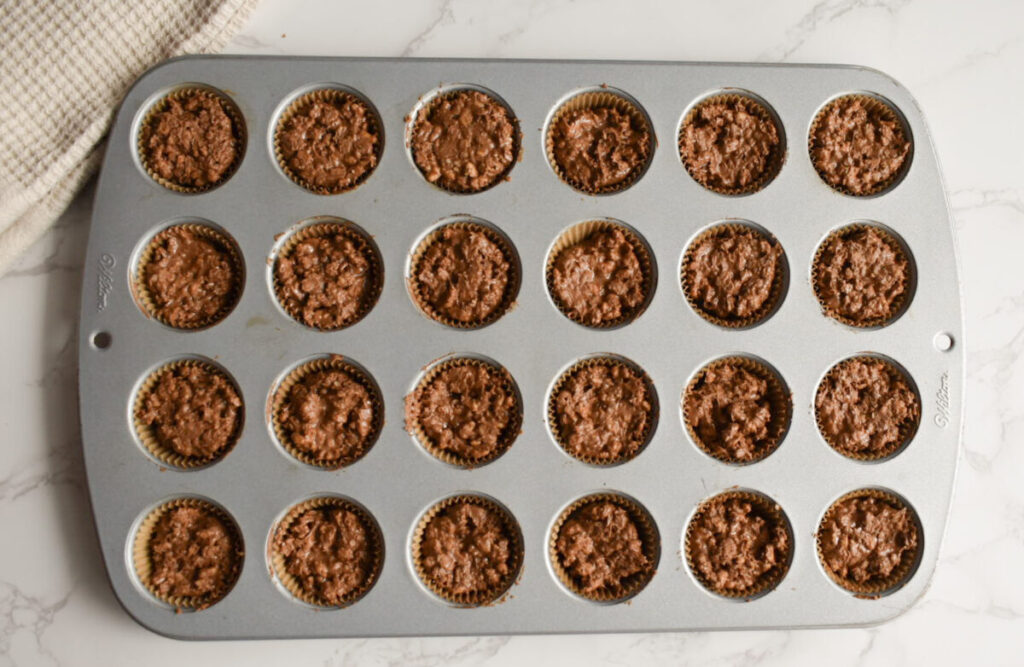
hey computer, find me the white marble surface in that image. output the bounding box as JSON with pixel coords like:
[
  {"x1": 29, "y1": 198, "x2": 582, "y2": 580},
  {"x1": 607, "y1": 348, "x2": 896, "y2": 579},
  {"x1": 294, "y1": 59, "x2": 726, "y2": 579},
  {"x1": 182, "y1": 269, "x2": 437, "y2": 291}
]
[{"x1": 2, "y1": 0, "x2": 1022, "y2": 664}]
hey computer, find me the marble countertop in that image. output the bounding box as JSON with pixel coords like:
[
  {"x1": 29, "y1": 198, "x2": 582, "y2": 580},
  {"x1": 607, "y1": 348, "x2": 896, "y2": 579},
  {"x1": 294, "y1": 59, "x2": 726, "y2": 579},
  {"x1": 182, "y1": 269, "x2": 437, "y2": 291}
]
[{"x1": 2, "y1": 0, "x2": 1021, "y2": 664}]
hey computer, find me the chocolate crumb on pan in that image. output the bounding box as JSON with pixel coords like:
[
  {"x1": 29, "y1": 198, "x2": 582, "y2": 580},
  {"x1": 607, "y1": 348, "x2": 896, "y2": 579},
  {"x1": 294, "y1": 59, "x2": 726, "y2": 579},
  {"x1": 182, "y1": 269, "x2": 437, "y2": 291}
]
[
  {"x1": 269, "y1": 496, "x2": 383, "y2": 608},
  {"x1": 274, "y1": 87, "x2": 383, "y2": 194},
  {"x1": 812, "y1": 224, "x2": 912, "y2": 328},
  {"x1": 412, "y1": 495, "x2": 523, "y2": 606},
  {"x1": 817, "y1": 488, "x2": 921, "y2": 596},
  {"x1": 683, "y1": 356, "x2": 791, "y2": 465},
  {"x1": 138, "y1": 86, "x2": 246, "y2": 193},
  {"x1": 133, "y1": 359, "x2": 243, "y2": 469},
  {"x1": 684, "y1": 490, "x2": 792, "y2": 599},
  {"x1": 815, "y1": 356, "x2": 920, "y2": 461},
  {"x1": 272, "y1": 220, "x2": 383, "y2": 331},
  {"x1": 270, "y1": 356, "x2": 383, "y2": 470},
  {"x1": 133, "y1": 223, "x2": 243, "y2": 330},
  {"x1": 132, "y1": 497, "x2": 244, "y2": 611},
  {"x1": 678, "y1": 93, "x2": 784, "y2": 195},
  {"x1": 409, "y1": 88, "x2": 520, "y2": 193},
  {"x1": 405, "y1": 356, "x2": 522, "y2": 468},
  {"x1": 809, "y1": 94, "x2": 912, "y2": 197},
  {"x1": 550, "y1": 492, "x2": 659, "y2": 603}
]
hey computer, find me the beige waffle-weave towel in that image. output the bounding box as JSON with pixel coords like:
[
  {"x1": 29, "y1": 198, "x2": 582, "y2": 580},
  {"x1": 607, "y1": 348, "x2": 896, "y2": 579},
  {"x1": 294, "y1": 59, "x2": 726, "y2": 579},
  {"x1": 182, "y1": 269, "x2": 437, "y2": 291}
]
[{"x1": 0, "y1": 0, "x2": 259, "y2": 274}]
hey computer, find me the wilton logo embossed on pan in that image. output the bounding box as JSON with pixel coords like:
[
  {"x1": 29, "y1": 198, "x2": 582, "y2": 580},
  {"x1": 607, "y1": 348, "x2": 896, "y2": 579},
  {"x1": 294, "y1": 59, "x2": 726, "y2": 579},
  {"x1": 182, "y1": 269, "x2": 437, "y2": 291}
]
[
  {"x1": 934, "y1": 371, "x2": 951, "y2": 428},
  {"x1": 96, "y1": 253, "x2": 115, "y2": 311}
]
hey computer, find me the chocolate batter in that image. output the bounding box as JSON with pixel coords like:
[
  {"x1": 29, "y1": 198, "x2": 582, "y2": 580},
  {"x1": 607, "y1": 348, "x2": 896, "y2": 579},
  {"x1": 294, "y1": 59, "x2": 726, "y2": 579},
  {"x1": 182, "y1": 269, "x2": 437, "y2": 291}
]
[
  {"x1": 819, "y1": 495, "x2": 918, "y2": 587},
  {"x1": 553, "y1": 362, "x2": 652, "y2": 463},
  {"x1": 684, "y1": 227, "x2": 782, "y2": 323},
  {"x1": 274, "y1": 505, "x2": 376, "y2": 606},
  {"x1": 555, "y1": 500, "x2": 650, "y2": 595},
  {"x1": 810, "y1": 97, "x2": 910, "y2": 195},
  {"x1": 816, "y1": 358, "x2": 919, "y2": 457},
  {"x1": 276, "y1": 366, "x2": 379, "y2": 466},
  {"x1": 275, "y1": 227, "x2": 379, "y2": 330},
  {"x1": 814, "y1": 227, "x2": 909, "y2": 324},
  {"x1": 411, "y1": 90, "x2": 518, "y2": 192},
  {"x1": 688, "y1": 496, "x2": 790, "y2": 594},
  {"x1": 550, "y1": 227, "x2": 647, "y2": 326},
  {"x1": 277, "y1": 95, "x2": 380, "y2": 192},
  {"x1": 142, "y1": 91, "x2": 239, "y2": 189},
  {"x1": 550, "y1": 106, "x2": 651, "y2": 192},
  {"x1": 418, "y1": 501, "x2": 515, "y2": 597},
  {"x1": 412, "y1": 226, "x2": 513, "y2": 325},
  {"x1": 405, "y1": 361, "x2": 519, "y2": 463},
  {"x1": 136, "y1": 363, "x2": 242, "y2": 462},
  {"x1": 680, "y1": 97, "x2": 780, "y2": 193},
  {"x1": 684, "y1": 362, "x2": 780, "y2": 463},
  {"x1": 146, "y1": 505, "x2": 240, "y2": 604},
  {"x1": 140, "y1": 226, "x2": 240, "y2": 329}
]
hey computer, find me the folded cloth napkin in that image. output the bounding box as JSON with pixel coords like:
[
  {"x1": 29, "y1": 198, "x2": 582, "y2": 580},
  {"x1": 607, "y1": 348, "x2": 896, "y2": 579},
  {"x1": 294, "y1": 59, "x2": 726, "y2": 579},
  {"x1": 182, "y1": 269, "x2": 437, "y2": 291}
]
[{"x1": 0, "y1": 0, "x2": 258, "y2": 274}]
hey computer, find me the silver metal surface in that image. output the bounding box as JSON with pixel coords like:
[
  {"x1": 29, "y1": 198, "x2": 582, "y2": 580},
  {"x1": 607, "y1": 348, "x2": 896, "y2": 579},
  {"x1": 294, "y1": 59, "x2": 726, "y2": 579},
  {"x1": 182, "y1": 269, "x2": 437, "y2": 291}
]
[{"x1": 78, "y1": 56, "x2": 964, "y2": 639}]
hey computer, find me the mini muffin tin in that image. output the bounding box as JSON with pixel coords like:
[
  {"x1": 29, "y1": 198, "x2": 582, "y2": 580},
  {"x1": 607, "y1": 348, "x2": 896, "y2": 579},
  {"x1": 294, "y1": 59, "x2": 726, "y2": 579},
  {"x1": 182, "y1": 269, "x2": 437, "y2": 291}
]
[{"x1": 78, "y1": 56, "x2": 963, "y2": 639}]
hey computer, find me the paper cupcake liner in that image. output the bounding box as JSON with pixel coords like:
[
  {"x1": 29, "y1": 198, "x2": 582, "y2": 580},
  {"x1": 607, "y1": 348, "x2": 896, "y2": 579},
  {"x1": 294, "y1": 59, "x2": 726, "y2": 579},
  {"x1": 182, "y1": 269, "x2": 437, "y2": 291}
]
[
  {"x1": 680, "y1": 222, "x2": 785, "y2": 329},
  {"x1": 272, "y1": 220, "x2": 383, "y2": 331},
  {"x1": 684, "y1": 490, "x2": 791, "y2": 600},
  {"x1": 269, "y1": 496, "x2": 384, "y2": 608},
  {"x1": 407, "y1": 220, "x2": 520, "y2": 329},
  {"x1": 409, "y1": 88, "x2": 522, "y2": 194},
  {"x1": 808, "y1": 94, "x2": 912, "y2": 197},
  {"x1": 816, "y1": 488, "x2": 921, "y2": 596},
  {"x1": 411, "y1": 494, "x2": 524, "y2": 607},
  {"x1": 811, "y1": 223, "x2": 912, "y2": 328},
  {"x1": 405, "y1": 357, "x2": 522, "y2": 468},
  {"x1": 545, "y1": 220, "x2": 655, "y2": 329},
  {"x1": 678, "y1": 93, "x2": 784, "y2": 196},
  {"x1": 547, "y1": 356, "x2": 656, "y2": 466},
  {"x1": 132, "y1": 497, "x2": 244, "y2": 611},
  {"x1": 137, "y1": 86, "x2": 246, "y2": 194},
  {"x1": 682, "y1": 356, "x2": 790, "y2": 465},
  {"x1": 549, "y1": 492, "x2": 659, "y2": 603},
  {"x1": 545, "y1": 90, "x2": 654, "y2": 195},
  {"x1": 814, "y1": 355, "x2": 920, "y2": 462},
  {"x1": 270, "y1": 356, "x2": 383, "y2": 470},
  {"x1": 273, "y1": 88, "x2": 383, "y2": 195},
  {"x1": 132, "y1": 223, "x2": 244, "y2": 330},
  {"x1": 133, "y1": 359, "x2": 243, "y2": 469}
]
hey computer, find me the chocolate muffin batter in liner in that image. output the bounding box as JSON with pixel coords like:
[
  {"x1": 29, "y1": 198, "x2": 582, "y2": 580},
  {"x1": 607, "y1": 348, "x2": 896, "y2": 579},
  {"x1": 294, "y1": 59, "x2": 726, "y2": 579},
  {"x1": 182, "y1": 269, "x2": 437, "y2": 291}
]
[
  {"x1": 132, "y1": 223, "x2": 244, "y2": 330},
  {"x1": 269, "y1": 496, "x2": 384, "y2": 608},
  {"x1": 138, "y1": 86, "x2": 246, "y2": 194},
  {"x1": 545, "y1": 90, "x2": 655, "y2": 195},
  {"x1": 815, "y1": 355, "x2": 920, "y2": 462},
  {"x1": 811, "y1": 223, "x2": 912, "y2": 328},
  {"x1": 407, "y1": 220, "x2": 520, "y2": 329},
  {"x1": 405, "y1": 357, "x2": 522, "y2": 468},
  {"x1": 549, "y1": 492, "x2": 659, "y2": 603},
  {"x1": 273, "y1": 87, "x2": 383, "y2": 194},
  {"x1": 808, "y1": 94, "x2": 912, "y2": 197},
  {"x1": 270, "y1": 356, "x2": 383, "y2": 470},
  {"x1": 545, "y1": 220, "x2": 655, "y2": 329},
  {"x1": 133, "y1": 359, "x2": 243, "y2": 469},
  {"x1": 816, "y1": 488, "x2": 921, "y2": 596},
  {"x1": 132, "y1": 497, "x2": 244, "y2": 611},
  {"x1": 548, "y1": 356, "x2": 657, "y2": 466},
  {"x1": 272, "y1": 221, "x2": 383, "y2": 331},
  {"x1": 411, "y1": 494, "x2": 524, "y2": 606},
  {"x1": 684, "y1": 490, "x2": 792, "y2": 599},
  {"x1": 681, "y1": 222, "x2": 785, "y2": 329},
  {"x1": 682, "y1": 356, "x2": 791, "y2": 465},
  {"x1": 678, "y1": 93, "x2": 785, "y2": 196}
]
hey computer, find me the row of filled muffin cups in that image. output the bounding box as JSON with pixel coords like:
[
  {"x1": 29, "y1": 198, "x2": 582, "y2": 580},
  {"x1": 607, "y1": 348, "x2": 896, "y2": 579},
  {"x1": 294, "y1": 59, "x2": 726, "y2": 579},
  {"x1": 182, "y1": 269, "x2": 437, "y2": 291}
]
[
  {"x1": 133, "y1": 217, "x2": 914, "y2": 332},
  {"x1": 133, "y1": 351, "x2": 921, "y2": 472},
  {"x1": 131, "y1": 486, "x2": 922, "y2": 613},
  {"x1": 138, "y1": 82, "x2": 912, "y2": 198}
]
